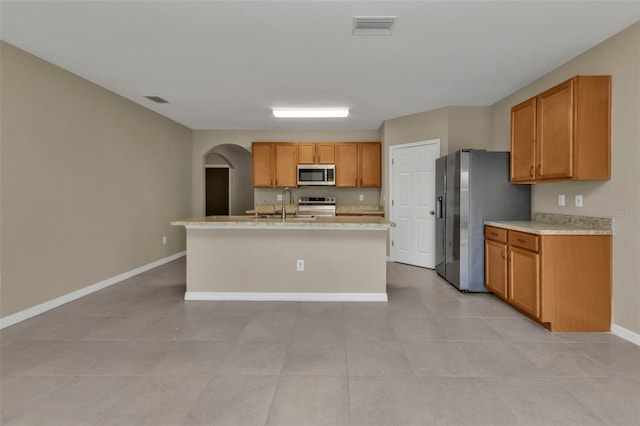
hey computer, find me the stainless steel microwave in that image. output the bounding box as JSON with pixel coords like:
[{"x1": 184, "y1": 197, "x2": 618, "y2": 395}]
[{"x1": 297, "y1": 164, "x2": 336, "y2": 186}]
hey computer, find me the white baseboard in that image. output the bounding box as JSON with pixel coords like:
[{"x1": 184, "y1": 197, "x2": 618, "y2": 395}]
[
  {"x1": 0, "y1": 251, "x2": 186, "y2": 330},
  {"x1": 185, "y1": 291, "x2": 388, "y2": 302},
  {"x1": 611, "y1": 323, "x2": 640, "y2": 347}
]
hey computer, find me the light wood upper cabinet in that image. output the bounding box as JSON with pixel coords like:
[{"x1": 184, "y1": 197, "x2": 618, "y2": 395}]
[
  {"x1": 360, "y1": 142, "x2": 382, "y2": 187},
  {"x1": 252, "y1": 142, "x2": 297, "y2": 188},
  {"x1": 510, "y1": 75, "x2": 611, "y2": 183},
  {"x1": 336, "y1": 142, "x2": 381, "y2": 187},
  {"x1": 511, "y1": 98, "x2": 536, "y2": 182},
  {"x1": 336, "y1": 143, "x2": 359, "y2": 187},
  {"x1": 252, "y1": 143, "x2": 275, "y2": 187},
  {"x1": 274, "y1": 143, "x2": 297, "y2": 187},
  {"x1": 297, "y1": 143, "x2": 335, "y2": 164}
]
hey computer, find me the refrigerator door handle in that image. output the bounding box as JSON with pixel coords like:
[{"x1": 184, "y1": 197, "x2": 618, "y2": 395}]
[{"x1": 436, "y1": 196, "x2": 443, "y2": 218}]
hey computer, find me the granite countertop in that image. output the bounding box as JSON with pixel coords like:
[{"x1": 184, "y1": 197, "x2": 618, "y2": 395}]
[
  {"x1": 485, "y1": 213, "x2": 613, "y2": 235},
  {"x1": 172, "y1": 215, "x2": 395, "y2": 231},
  {"x1": 336, "y1": 205, "x2": 384, "y2": 215},
  {"x1": 245, "y1": 204, "x2": 384, "y2": 215}
]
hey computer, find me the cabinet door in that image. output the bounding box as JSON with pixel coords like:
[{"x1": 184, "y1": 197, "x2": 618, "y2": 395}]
[
  {"x1": 316, "y1": 143, "x2": 335, "y2": 164},
  {"x1": 274, "y1": 143, "x2": 297, "y2": 187},
  {"x1": 485, "y1": 240, "x2": 508, "y2": 299},
  {"x1": 508, "y1": 247, "x2": 540, "y2": 318},
  {"x1": 537, "y1": 79, "x2": 574, "y2": 180},
  {"x1": 297, "y1": 143, "x2": 316, "y2": 164},
  {"x1": 359, "y1": 142, "x2": 381, "y2": 187},
  {"x1": 511, "y1": 98, "x2": 536, "y2": 182},
  {"x1": 252, "y1": 143, "x2": 274, "y2": 187},
  {"x1": 336, "y1": 143, "x2": 359, "y2": 187}
]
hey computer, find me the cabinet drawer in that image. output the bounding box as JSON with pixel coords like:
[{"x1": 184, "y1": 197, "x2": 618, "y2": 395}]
[
  {"x1": 509, "y1": 231, "x2": 539, "y2": 252},
  {"x1": 485, "y1": 226, "x2": 507, "y2": 243}
]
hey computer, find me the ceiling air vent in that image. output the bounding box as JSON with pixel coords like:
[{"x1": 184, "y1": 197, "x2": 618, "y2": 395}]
[
  {"x1": 352, "y1": 16, "x2": 397, "y2": 36},
  {"x1": 145, "y1": 96, "x2": 169, "y2": 104}
]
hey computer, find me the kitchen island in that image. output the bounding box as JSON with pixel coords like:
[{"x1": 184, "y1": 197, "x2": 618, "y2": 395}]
[{"x1": 171, "y1": 216, "x2": 394, "y2": 302}]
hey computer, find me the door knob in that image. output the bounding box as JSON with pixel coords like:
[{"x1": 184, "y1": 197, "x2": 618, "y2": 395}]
[{"x1": 429, "y1": 210, "x2": 435, "y2": 215}]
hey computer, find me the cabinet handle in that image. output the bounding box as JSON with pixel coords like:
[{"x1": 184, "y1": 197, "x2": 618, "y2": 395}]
[
  {"x1": 507, "y1": 250, "x2": 511, "y2": 262},
  {"x1": 517, "y1": 238, "x2": 526, "y2": 243},
  {"x1": 360, "y1": 178, "x2": 363, "y2": 186},
  {"x1": 529, "y1": 166, "x2": 534, "y2": 178},
  {"x1": 491, "y1": 232, "x2": 498, "y2": 236},
  {"x1": 500, "y1": 248, "x2": 506, "y2": 259},
  {"x1": 537, "y1": 164, "x2": 541, "y2": 176}
]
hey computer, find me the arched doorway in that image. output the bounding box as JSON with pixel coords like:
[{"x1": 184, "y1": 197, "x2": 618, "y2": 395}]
[{"x1": 203, "y1": 144, "x2": 252, "y2": 216}]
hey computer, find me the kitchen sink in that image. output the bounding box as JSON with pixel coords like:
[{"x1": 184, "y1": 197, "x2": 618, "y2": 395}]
[{"x1": 253, "y1": 215, "x2": 317, "y2": 222}]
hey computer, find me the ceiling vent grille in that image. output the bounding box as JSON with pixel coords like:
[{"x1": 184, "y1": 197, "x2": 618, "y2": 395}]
[
  {"x1": 145, "y1": 96, "x2": 169, "y2": 104},
  {"x1": 352, "y1": 16, "x2": 397, "y2": 36}
]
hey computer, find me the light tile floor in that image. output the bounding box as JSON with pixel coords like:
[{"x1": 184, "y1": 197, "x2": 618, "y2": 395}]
[{"x1": 1, "y1": 259, "x2": 639, "y2": 425}]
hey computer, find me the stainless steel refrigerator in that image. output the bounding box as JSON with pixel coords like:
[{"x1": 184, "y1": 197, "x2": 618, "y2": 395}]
[{"x1": 435, "y1": 150, "x2": 531, "y2": 292}]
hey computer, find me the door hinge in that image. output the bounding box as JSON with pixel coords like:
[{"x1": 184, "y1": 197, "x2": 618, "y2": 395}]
[
  {"x1": 392, "y1": 158, "x2": 394, "y2": 165},
  {"x1": 392, "y1": 199, "x2": 394, "y2": 206},
  {"x1": 391, "y1": 240, "x2": 394, "y2": 247}
]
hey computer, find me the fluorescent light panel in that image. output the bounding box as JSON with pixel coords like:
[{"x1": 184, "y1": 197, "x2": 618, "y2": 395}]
[{"x1": 272, "y1": 108, "x2": 349, "y2": 118}]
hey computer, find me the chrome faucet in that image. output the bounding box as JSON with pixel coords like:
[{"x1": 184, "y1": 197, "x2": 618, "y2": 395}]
[{"x1": 281, "y1": 187, "x2": 293, "y2": 219}]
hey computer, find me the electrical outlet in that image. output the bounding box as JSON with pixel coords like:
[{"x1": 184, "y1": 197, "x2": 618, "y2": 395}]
[
  {"x1": 558, "y1": 194, "x2": 565, "y2": 206},
  {"x1": 296, "y1": 259, "x2": 304, "y2": 271},
  {"x1": 575, "y1": 195, "x2": 583, "y2": 207},
  {"x1": 162, "y1": 236, "x2": 167, "y2": 245},
  {"x1": 359, "y1": 194, "x2": 364, "y2": 202},
  {"x1": 277, "y1": 194, "x2": 283, "y2": 201}
]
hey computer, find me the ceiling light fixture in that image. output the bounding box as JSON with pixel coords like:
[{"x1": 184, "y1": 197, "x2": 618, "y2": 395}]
[{"x1": 272, "y1": 108, "x2": 349, "y2": 118}]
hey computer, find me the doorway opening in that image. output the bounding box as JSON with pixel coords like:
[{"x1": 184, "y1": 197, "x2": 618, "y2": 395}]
[
  {"x1": 202, "y1": 144, "x2": 253, "y2": 216},
  {"x1": 205, "y1": 165, "x2": 230, "y2": 216}
]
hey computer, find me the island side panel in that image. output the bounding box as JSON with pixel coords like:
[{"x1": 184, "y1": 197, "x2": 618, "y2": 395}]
[{"x1": 185, "y1": 228, "x2": 387, "y2": 297}]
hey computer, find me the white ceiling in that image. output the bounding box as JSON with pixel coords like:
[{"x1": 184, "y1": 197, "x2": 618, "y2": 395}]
[{"x1": 1, "y1": 1, "x2": 639, "y2": 130}]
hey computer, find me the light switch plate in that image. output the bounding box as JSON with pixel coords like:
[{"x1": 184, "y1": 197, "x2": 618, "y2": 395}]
[
  {"x1": 558, "y1": 194, "x2": 565, "y2": 206},
  {"x1": 359, "y1": 194, "x2": 364, "y2": 202},
  {"x1": 575, "y1": 195, "x2": 583, "y2": 207},
  {"x1": 277, "y1": 194, "x2": 283, "y2": 201}
]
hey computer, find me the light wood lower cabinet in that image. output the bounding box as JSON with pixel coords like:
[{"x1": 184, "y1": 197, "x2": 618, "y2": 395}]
[
  {"x1": 484, "y1": 239, "x2": 508, "y2": 300},
  {"x1": 485, "y1": 225, "x2": 611, "y2": 332},
  {"x1": 508, "y1": 246, "x2": 540, "y2": 319}
]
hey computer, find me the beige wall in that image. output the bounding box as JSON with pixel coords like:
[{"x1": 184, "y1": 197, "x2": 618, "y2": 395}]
[
  {"x1": 490, "y1": 23, "x2": 640, "y2": 334},
  {"x1": 0, "y1": 42, "x2": 193, "y2": 318},
  {"x1": 192, "y1": 129, "x2": 381, "y2": 215},
  {"x1": 380, "y1": 106, "x2": 492, "y2": 216},
  {"x1": 448, "y1": 106, "x2": 493, "y2": 153}
]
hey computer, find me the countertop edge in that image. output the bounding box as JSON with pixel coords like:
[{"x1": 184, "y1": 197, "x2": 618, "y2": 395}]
[
  {"x1": 484, "y1": 220, "x2": 613, "y2": 235},
  {"x1": 171, "y1": 216, "x2": 395, "y2": 230}
]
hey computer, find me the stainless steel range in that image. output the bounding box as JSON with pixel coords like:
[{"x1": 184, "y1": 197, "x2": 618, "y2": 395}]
[{"x1": 296, "y1": 196, "x2": 336, "y2": 217}]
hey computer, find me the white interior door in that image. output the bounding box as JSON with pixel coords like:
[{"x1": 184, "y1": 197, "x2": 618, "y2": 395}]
[{"x1": 390, "y1": 140, "x2": 440, "y2": 268}]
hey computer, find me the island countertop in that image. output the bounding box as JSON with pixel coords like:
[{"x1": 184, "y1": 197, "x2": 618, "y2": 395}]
[{"x1": 172, "y1": 215, "x2": 395, "y2": 231}]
